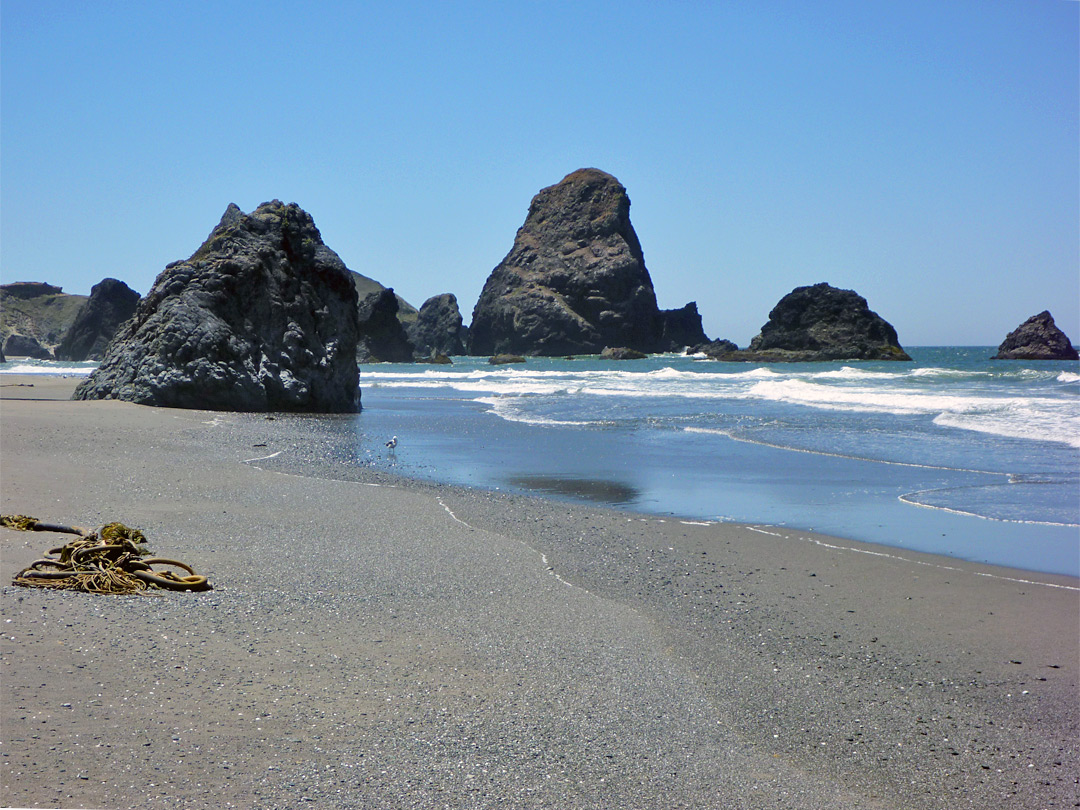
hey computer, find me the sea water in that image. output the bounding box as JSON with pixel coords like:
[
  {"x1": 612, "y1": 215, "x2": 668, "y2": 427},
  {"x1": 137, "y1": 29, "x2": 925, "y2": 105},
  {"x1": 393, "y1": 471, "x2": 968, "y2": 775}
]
[
  {"x1": 351, "y1": 348, "x2": 1079, "y2": 576},
  {"x1": 4, "y1": 349, "x2": 1078, "y2": 575}
]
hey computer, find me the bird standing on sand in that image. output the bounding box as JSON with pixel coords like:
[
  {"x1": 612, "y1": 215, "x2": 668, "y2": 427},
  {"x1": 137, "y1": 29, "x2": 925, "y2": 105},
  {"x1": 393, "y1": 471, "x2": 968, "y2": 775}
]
[{"x1": 385, "y1": 436, "x2": 397, "y2": 451}]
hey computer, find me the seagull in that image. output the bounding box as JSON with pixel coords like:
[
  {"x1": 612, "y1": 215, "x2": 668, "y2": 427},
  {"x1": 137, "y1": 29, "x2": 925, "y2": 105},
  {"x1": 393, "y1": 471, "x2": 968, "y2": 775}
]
[{"x1": 385, "y1": 436, "x2": 397, "y2": 450}]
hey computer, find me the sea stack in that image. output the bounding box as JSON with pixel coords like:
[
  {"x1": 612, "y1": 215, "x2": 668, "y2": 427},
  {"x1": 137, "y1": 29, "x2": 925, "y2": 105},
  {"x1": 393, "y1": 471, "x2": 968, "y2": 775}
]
[
  {"x1": 408, "y1": 293, "x2": 466, "y2": 358},
  {"x1": 73, "y1": 201, "x2": 360, "y2": 412},
  {"x1": 993, "y1": 311, "x2": 1078, "y2": 360},
  {"x1": 356, "y1": 288, "x2": 414, "y2": 363},
  {"x1": 708, "y1": 283, "x2": 911, "y2": 362},
  {"x1": 469, "y1": 169, "x2": 701, "y2": 356},
  {"x1": 55, "y1": 278, "x2": 140, "y2": 361}
]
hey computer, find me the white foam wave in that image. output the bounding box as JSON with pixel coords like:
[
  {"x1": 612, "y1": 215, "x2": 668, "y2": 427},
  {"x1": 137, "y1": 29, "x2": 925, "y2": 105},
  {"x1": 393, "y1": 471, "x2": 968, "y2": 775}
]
[
  {"x1": 809, "y1": 366, "x2": 901, "y2": 381},
  {"x1": 361, "y1": 361, "x2": 1080, "y2": 448},
  {"x1": 932, "y1": 410, "x2": 1080, "y2": 449},
  {"x1": 0, "y1": 362, "x2": 95, "y2": 376},
  {"x1": 909, "y1": 366, "x2": 990, "y2": 379},
  {"x1": 362, "y1": 365, "x2": 779, "y2": 399},
  {"x1": 748, "y1": 379, "x2": 1080, "y2": 448},
  {"x1": 753, "y1": 379, "x2": 972, "y2": 413},
  {"x1": 474, "y1": 396, "x2": 596, "y2": 427},
  {"x1": 1059, "y1": 371, "x2": 1080, "y2": 384}
]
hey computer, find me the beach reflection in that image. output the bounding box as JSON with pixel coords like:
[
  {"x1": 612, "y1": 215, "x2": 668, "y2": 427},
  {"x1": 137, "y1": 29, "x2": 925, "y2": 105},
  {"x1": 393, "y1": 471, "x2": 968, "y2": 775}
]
[{"x1": 508, "y1": 474, "x2": 640, "y2": 506}]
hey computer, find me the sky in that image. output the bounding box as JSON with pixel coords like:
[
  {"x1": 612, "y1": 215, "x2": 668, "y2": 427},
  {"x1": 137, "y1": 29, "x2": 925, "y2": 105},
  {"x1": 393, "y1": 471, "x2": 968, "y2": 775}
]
[{"x1": 2, "y1": 0, "x2": 1077, "y2": 347}]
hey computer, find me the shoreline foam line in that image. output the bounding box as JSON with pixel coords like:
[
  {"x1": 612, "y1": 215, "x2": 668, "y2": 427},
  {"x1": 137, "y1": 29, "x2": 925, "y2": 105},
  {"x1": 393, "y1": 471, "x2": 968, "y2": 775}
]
[
  {"x1": 242, "y1": 450, "x2": 283, "y2": 464},
  {"x1": 898, "y1": 488, "x2": 1079, "y2": 527},
  {"x1": 744, "y1": 525, "x2": 1079, "y2": 591},
  {"x1": 437, "y1": 497, "x2": 476, "y2": 530},
  {"x1": 685, "y1": 425, "x2": 1008, "y2": 476}
]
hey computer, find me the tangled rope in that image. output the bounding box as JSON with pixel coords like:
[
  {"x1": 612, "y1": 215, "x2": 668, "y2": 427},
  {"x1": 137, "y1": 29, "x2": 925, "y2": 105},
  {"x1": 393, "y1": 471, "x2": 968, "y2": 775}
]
[{"x1": 4, "y1": 514, "x2": 211, "y2": 594}]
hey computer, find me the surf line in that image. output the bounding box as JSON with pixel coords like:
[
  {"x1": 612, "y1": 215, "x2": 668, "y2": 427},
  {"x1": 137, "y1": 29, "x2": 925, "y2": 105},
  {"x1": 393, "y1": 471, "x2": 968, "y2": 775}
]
[
  {"x1": 686, "y1": 426, "x2": 1004, "y2": 477},
  {"x1": 437, "y1": 497, "x2": 476, "y2": 530},
  {"x1": 239, "y1": 452, "x2": 393, "y2": 489},
  {"x1": 435, "y1": 496, "x2": 588, "y2": 592},
  {"x1": 540, "y1": 551, "x2": 582, "y2": 590},
  {"x1": 242, "y1": 450, "x2": 283, "y2": 464},
  {"x1": 899, "y1": 488, "x2": 1078, "y2": 527},
  {"x1": 745, "y1": 526, "x2": 1078, "y2": 592}
]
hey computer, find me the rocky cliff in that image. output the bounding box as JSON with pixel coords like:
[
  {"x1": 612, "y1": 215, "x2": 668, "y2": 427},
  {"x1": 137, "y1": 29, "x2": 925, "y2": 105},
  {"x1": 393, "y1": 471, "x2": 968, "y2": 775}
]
[
  {"x1": 356, "y1": 288, "x2": 414, "y2": 363},
  {"x1": 351, "y1": 271, "x2": 418, "y2": 327},
  {"x1": 708, "y1": 283, "x2": 911, "y2": 362},
  {"x1": 993, "y1": 311, "x2": 1078, "y2": 360},
  {"x1": 469, "y1": 169, "x2": 694, "y2": 356},
  {"x1": 73, "y1": 201, "x2": 360, "y2": 411},
  {"x1": 55, "y1": 278, "x2": 140, "y2": 361},
  {"x1": 407, "y1": 293, "x2": 465, "y2": 358},
  {"x1": 0, "y1": 282, "x2": 88, "y2": 358}
]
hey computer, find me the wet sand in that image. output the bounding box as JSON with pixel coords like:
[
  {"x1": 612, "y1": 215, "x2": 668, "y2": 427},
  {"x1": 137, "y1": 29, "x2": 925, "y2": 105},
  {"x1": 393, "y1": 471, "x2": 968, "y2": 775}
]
[{"x1": 1, "y1": 375, "x2": 1077, "y2": 809}]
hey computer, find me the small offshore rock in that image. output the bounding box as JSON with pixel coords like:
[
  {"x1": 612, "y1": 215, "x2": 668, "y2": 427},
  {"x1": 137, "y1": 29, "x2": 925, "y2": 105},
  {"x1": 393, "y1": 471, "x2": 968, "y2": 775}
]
[
  {"x1": 659, "y1": 302, "x2": 709, "y2": 351},
  {"x1": 993, "y1": 311, "x2": 1078, "y2": 360},
  {"x1": 689, "y1": 339, "x2": 740, "y2": 358},
  {"x1": 489, "y1": 354, "x2": 526, "y2": 365},
  {"x1": 416, "y1": 352, "x2": 453, "y2": 365},
  {"x1": 715, "y1": 283, "x2": 911, "y2": 362},
  {"x1": 600, "y1": 347, "x2": 648, "y2": 360}
]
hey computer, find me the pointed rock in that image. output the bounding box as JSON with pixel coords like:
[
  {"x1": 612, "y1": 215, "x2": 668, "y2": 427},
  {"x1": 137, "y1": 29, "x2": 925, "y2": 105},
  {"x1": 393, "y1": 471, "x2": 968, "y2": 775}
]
[
  {"x1": 73, "y1": 201, "x2": 360, "y2": 411},
  {"x1": 993, "y1": 311, "x2": 1078, "y2": 360},
  {"x1": 469, "y1": 169, "x2": 678, "y2": 356}
]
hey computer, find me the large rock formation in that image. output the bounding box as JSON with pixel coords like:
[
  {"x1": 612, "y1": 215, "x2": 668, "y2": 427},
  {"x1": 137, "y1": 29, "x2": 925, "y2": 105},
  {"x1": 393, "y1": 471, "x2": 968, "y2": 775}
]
[
  {"x1": 73, "y1": 201, "x2": 360, "y2": 411},
  {"x1": 993, "y1": 311, "x2": 1078, "y2": 360},
  {"x1": 55, "y1": 278, "x2": 140, "y2": 361},
  {"x1": 356, "y1": 288, "x2": 414, "y2": 363},
  {"x1": 708, "y1": 283, "x2": 911, "y2": 362},
  {"x1": 469, "y1": 169, "x2": 695, "y2": 356},
  {"x1": 0, "y1": 282, "x2": 88, "y2": 357},
  {"x1": 407, "y1": 293, "x2": 465, "y2": 358},
  {"x1": 659, "y1": 302, "x2": 709, "y2": 351}
]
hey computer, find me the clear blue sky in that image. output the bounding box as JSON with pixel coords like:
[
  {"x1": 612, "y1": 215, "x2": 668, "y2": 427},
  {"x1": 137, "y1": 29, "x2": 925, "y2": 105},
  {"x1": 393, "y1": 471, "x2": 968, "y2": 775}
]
[{"x1": 3, "y1": 0, "x2": 1077, "y2": 346}]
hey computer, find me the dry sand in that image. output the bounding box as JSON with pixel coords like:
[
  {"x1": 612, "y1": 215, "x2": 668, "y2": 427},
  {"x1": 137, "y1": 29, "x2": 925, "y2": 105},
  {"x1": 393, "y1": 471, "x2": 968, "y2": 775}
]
[{"x1": 1, "y1": 375, "x2": 1077, "y2": 809}]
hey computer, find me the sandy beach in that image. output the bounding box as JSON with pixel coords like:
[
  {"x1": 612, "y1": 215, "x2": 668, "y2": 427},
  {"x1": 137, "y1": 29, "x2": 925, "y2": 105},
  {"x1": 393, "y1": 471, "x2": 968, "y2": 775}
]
[{"x1": 1, "y1": 375, "x2": 1077, "y2": 809}]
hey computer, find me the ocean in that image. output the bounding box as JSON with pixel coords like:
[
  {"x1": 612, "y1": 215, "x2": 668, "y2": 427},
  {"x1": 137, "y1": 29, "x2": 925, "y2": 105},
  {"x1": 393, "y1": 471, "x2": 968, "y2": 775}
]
[{"x1": 4, "y1": 347, "x2": 1078, "y2": 576}]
